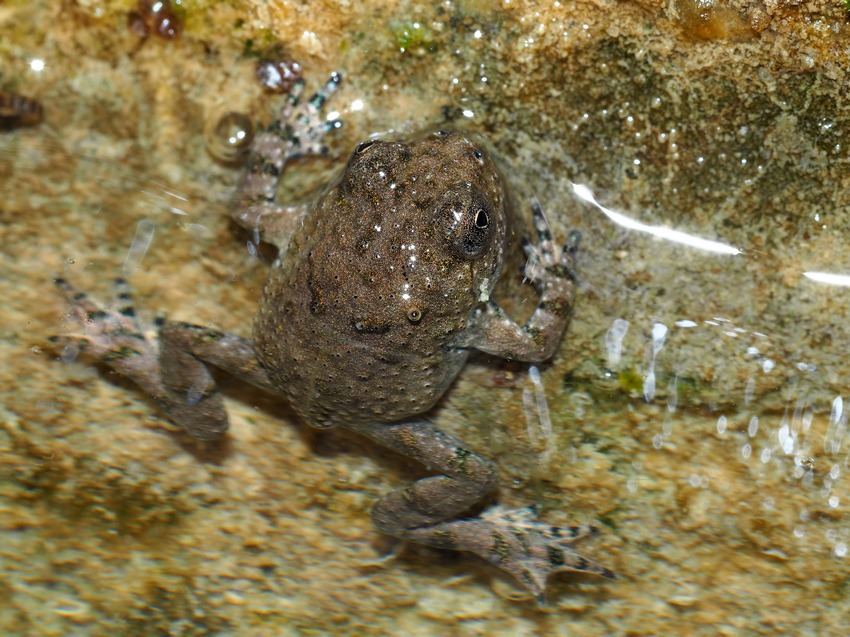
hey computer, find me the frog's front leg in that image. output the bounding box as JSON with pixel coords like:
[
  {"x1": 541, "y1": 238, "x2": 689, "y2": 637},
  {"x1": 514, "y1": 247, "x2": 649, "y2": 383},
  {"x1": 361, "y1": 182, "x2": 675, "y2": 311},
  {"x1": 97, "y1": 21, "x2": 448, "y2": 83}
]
[
  {"x1": 349, "y1": 419, "x2": 615, "y2": 603},
  {"x1": 53, "y1": 277, "x2": 276, "y2": 440},
  {"x1": 234, "y1": 73, "x2": 342, "y2": 249},
  {"x1": 458, "y1": 201, "x2": 581, "y2": 362}
]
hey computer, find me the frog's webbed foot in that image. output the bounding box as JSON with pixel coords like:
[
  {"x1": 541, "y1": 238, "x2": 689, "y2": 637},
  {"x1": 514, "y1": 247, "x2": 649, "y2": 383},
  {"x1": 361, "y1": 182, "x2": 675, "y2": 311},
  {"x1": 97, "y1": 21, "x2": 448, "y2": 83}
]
[
  {"x1": 472, "y1": 505, "x2": 616, "y2": 604},
  {"x1": 275, "y1": 72, "x2": 344, "y2": 158},
  {"x1": 51, "y1": 276, "x2": 225, "y2": 438},
  {"x1": 52, "y1": 277, "x2": 274, "y2": 441},
  {"x1": 521, "y1": 200, "x2": 580, "y2": 288},
  {"x1": 350, "y1": 419, "x2": 614, "y2": 603},
  {"x1": 51, "y1": 276, "x2": 164, "y2": 393},
  {"x1": 235, "y1": 72, "x2": 343, "y2": 248}
]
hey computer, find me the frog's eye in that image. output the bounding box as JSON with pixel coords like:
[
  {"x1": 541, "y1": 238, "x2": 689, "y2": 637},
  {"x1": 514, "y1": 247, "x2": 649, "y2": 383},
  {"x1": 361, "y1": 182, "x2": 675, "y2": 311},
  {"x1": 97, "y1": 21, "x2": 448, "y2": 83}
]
[
  {"x1": 440, "y1": 189, "x2": 495, "y2": 260},
  {"x1": 355, "y1": 139, "x2": 376, "y2": 154}
]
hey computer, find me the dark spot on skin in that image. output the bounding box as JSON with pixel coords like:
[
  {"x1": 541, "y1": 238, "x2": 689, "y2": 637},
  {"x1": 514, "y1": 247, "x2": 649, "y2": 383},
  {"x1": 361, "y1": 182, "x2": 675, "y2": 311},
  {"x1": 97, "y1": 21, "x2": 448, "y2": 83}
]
[
  {"x1": 510, "y1": 529, "x2": 530, "y2": 553},
  {"x1": 267, "y1": 120, "x2": 295, "y2": 142},
  {"x1": 449, "y1": 447, "x2": 472, "y2": 475},
  {"x1": 523, "y1": 326, "x2": 546, "y2": 349},
  {"x1": 492, "y1": 533, "x2": 512, "y2": 565},
  {"x1": 429, "y1": 530, "x2": 458, "y2": 549},
  {"x1": 539, "y1": 298, "x2": 571, "y2": 318},
  {"x1": 548, "y1": 546, "x2": 565, "y2": 566},
  {"x1": 194, "y1": 330, "x2": 226, "y2": 345},
  {"x1": 103, "y1": 346, "x2": 141, "y2": 362},
  {"x1": 262, "y1": 160, "x2": 281, "y2": 177}
]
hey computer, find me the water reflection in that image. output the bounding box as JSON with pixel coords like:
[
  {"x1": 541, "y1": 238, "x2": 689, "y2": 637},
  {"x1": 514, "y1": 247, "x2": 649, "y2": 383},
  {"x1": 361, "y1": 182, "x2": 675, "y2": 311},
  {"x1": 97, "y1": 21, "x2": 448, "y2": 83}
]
[{"x1": 572, "y1": 182, "x2": 742, "y2": 255}]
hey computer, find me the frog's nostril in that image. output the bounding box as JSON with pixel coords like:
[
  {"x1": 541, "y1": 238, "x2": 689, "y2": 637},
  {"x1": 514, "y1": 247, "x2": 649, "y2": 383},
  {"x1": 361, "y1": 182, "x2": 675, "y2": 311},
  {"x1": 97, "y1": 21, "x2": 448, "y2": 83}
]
[{"x1": 355, "y1": 140, "x2": 377, "y2": 154}]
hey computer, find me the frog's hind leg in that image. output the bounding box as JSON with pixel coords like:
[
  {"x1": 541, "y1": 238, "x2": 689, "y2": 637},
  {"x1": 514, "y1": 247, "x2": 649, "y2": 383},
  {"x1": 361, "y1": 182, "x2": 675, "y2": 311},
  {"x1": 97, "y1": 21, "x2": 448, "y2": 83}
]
[
  {"x1": 155, "y1": 321, "x2": 279, "y2": 440},
  {"x1": 349, "y1": 419, "x2": 615, "y2": 603},
  {"x1": 53, "y1": 277, "x2": 276, "y2": 441},
  {"x1": 234, "y1": 73, "x2": 343, "y2": 249}
]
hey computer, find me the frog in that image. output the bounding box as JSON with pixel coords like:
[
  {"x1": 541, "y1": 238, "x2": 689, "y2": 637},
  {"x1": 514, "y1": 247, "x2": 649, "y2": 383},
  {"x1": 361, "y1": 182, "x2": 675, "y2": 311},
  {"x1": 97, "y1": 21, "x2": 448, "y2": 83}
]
[{"x1": 53, "y1": 73, "x2": 615, "y2": 603}]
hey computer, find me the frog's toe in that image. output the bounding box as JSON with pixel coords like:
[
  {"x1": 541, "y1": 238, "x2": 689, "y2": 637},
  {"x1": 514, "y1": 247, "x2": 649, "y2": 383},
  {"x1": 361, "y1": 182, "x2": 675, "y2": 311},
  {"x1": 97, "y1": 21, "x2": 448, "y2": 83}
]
[
  {"x1": 304, "y1": 71, "x2": 342, "y2": 114},
  {"x1": 279, "y1": 72, "x2": 344, "y2": 158},
  {"x1": 479, "y1": 505, "x2": 615, "y2": 603},
  {"x1": 529, "y1": 200, "x2": 555, "y2": 243},
  {"x1": 522, "y1": 202, "x2": 580, "y2": 286}
]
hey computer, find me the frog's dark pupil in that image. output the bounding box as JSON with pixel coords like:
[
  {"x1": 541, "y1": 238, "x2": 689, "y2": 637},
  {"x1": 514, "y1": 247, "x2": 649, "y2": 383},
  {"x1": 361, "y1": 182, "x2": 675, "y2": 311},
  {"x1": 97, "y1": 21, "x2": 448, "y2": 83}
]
[{"x1": 474, "y1": 208, "x2": 489, "y2": 228}]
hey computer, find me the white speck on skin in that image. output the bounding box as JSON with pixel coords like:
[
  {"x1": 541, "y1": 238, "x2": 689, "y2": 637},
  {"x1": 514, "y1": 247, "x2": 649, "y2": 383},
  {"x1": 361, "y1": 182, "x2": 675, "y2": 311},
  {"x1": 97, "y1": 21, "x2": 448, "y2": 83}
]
[{"x1": 478, "y1": 279, "x2": 490, "y2": 302}]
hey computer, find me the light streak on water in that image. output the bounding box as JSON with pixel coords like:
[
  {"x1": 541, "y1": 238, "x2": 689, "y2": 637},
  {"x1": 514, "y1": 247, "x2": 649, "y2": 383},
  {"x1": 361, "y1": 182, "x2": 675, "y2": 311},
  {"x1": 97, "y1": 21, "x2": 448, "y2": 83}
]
[
  {"x1": 571, "y1": 182, "x2": 742, "y2": 255},
  {"x1": 604, "y1": 318, "x2": 629, "y2": 367},
  {"x1": 123, "y1": 219, "x2": 156, "y2": 276},
  {"x1": 824, "y1": 396, "x2": 847, "y2": 455},
  {"x1": 643, "y1": 322, "x2": 668, "y2": 402},
  {"x1": 523, "y1": 365, "x2": 553, "y2": 469},
  {"x1": 803, "y1": 271, "x2": 850, "y2": 287}
]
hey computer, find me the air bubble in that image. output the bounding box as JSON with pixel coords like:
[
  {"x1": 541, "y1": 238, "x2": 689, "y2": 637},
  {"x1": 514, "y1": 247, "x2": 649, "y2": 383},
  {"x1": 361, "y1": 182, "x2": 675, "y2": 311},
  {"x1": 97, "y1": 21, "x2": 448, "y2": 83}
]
[{"x1": 205, "y1": 111, "x2": 255, "y2": 163}]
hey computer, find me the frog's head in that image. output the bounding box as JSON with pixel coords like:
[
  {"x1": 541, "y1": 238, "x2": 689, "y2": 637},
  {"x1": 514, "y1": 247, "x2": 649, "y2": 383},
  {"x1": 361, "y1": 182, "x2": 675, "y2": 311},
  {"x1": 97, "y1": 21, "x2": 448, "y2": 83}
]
[{"x1": 311, "y1": 130, "x2": 513, "y2": 349}]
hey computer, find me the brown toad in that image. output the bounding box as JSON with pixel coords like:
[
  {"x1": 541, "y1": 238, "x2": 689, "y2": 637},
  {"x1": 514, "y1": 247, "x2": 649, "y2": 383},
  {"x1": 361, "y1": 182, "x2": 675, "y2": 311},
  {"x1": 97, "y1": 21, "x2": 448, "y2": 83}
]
[{"x1": 55, "y1": 74, "x2": 614, "y2": 602}]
